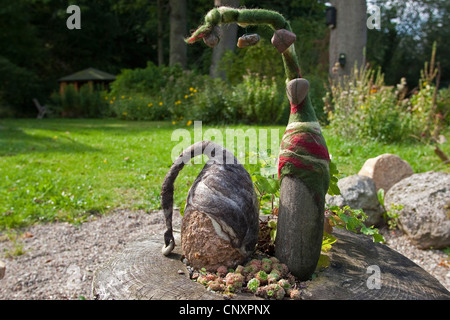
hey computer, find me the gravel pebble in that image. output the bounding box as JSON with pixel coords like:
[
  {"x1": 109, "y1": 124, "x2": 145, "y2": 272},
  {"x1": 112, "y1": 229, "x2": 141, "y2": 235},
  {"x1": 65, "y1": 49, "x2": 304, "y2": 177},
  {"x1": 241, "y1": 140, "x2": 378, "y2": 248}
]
[
  {"x1": 380, "y1": 227, "x2": 449, "y2": 292},
  {"x1": 0, "y1": 211, "x2": 448, "y2": 300}
]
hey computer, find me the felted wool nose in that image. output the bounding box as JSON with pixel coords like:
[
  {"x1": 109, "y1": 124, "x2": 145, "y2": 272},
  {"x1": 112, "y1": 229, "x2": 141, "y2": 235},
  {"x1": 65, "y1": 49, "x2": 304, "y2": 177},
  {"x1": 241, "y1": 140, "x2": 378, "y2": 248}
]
[{"x1": 286, "y1": 78, "x2": 310, "y2": 106}]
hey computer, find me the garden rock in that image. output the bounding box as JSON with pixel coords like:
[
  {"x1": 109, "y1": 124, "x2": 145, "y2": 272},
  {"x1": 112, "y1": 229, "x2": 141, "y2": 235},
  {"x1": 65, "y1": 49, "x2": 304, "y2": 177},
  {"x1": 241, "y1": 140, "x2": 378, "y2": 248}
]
[
  {"x1": 358, "y1": 153, "x2": 414, "y2": 192},
  {"x1": 326, "y1": 175, "x2": 384, "y2": 227},
  {"x1": 385, "y1": 171, "x2": 450, "y2": 249}
]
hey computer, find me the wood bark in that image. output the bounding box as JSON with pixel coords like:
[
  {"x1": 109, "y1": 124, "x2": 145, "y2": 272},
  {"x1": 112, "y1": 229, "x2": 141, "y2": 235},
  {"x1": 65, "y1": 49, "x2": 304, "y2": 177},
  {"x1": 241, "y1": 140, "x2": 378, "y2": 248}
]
[
  {"x1": 275, "y1": 176, "x2": 324, "y2": 281},
  {"x1": 209, "y1": 0, "x2": 240, "y2": 79},
  {"x1": 157, "y1": 0, "x2": 165, "y2": 66},
  {"x1": 329, "y1": 0, "x2": 367, "y2": 78},
  {"x1": 92, "y1": 215, "x2": 450, "y2": 300},
  {"x1": 169, "y1": 0, "x2": 187, "y2": 68}
]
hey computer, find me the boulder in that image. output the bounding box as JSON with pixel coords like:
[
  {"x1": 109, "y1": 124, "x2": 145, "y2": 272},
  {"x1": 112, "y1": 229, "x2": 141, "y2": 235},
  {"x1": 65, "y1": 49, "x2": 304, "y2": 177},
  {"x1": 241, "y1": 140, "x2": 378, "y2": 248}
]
[
  {"x1": 326, "y1": 175, "x2": 384, "y2": 227},
  {"x1": 385, "y1": 171, "x2": 450, "y2": 249},
  {"x1": 358, "y1": 153, "x2": 413, "y2": 192}
]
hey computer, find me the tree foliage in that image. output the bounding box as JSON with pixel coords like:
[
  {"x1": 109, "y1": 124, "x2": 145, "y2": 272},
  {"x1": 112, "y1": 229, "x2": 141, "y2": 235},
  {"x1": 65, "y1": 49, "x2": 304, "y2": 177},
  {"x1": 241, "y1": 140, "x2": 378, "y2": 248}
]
[{"x1": 1, "y1": 0, "x2": 449, "y2": 117}]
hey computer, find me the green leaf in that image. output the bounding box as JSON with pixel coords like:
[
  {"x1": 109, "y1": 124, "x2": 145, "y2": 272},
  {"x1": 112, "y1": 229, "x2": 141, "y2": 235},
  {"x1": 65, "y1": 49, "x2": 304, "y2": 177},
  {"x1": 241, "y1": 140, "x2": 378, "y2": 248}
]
[
  {"x1": 321, "y1": 232, "x2": 337, "y2": 253},
  {"x1": 316, "y1": 254, "x2": 330, "y2": 269},
  {"x1": 327, "y1": 160, "x2": 341, "y2": 196},
  {"x1": 254, "y1": 174, "x2": 280, "y2": 195},
  {"x1": 328, "y1": 182, "x2": 341, "y2": 196},
  {"x1": 372, "y1": 233, "x2": 385, "y2": 243},
  {"x1": 270, "y1": 229, "x2": 277, "y2": 243},
  {"x1": 268, "y1": 219, "x2": 277, "y2": 229},
  {"x1": 377, "y1": 188, "x2": 385, "y2": 207}
]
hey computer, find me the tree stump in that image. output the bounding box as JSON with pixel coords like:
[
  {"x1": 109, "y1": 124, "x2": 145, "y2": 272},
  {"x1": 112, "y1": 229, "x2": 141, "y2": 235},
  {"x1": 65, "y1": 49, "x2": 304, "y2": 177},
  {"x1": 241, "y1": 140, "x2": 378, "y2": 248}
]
[{"x1": 91, "y1": 212, "x2": 450, "y2": 300}]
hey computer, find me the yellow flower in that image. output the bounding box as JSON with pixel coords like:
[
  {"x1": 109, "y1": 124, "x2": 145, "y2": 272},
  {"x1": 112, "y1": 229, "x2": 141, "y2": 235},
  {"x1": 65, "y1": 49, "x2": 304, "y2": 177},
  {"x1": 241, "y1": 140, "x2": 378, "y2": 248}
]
[
  {"x1": 110, "y1": 100, "x2": 114, "y2": 104},
  {"x1": 148, "y1": 103, "x2": 153, "y2": 107},
  {"x1": 113, "y1": 97, "x2": 116, "y2": 100},
  {"x1": 360, "y1": 105, "x2": 364, "y2": 110},
  {"x1": 187, "y1": 120, "x2": 192, "y2": 126},
  {"x1": 103, "y1": 159, "x2": 107, "y2": 164},
  {"x1": 184, "y1": 95, "x2": 189, "y2": 99},
  {"x1": 121, "y1": 96, "x2": 125, "y2": 99},
  {"x1": 129, "y1": 97, "x2": 132, "y2": 100},
  {"x1": 189, "y1": 87, "x2": 194, "y2": 92},
  {"x1": 172, "y1": 121, "x2": 176, "y2": 125},
  {"x1": 159, "y1": 102, "x2": 163, "y2": 106},
  {"x1": 194, "y1": 89, "x2": 197, "y2": 93},
  {"x1": 370, "y1": 89, "x2": 377, "y2": 94},
  {"x1": 104, "y1": 96, "x2": 108, "y2": 100}
]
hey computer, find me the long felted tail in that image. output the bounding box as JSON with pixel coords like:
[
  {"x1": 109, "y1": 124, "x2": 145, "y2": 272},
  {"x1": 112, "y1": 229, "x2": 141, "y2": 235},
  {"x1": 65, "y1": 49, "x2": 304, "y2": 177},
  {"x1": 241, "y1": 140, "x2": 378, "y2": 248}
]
[{"x1": 160, "y1": 141, "x2": 238, "y2": 255}]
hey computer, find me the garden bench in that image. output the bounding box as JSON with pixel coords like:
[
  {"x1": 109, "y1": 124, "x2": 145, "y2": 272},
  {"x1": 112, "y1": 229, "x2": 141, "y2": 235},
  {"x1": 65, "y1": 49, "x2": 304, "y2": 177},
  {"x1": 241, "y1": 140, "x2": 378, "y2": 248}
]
[{"x1": 33, "y1": 98, "x2": 47, "y2": 119}]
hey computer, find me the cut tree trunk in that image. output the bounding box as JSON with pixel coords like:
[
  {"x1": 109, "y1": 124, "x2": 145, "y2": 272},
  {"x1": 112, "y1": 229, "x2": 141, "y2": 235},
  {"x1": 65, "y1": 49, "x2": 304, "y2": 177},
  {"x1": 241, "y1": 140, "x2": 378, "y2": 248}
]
[
  {"x1": 91, "y1": 211, "x2": 450, "y2": 300},
  {"x1": 275, "y1": 175, "x2": 324, "y2": 281}
]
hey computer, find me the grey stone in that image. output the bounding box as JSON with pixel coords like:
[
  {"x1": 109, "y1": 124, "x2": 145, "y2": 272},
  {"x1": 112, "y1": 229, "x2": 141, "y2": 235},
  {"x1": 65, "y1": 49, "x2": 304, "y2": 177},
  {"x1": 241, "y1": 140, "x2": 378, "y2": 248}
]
[
  {"x1": 385, "y1": 171, "x2": 450, "y2": 249},
  {"x1": 326, "y1": 174, "x2": 384, "y2": 227}
]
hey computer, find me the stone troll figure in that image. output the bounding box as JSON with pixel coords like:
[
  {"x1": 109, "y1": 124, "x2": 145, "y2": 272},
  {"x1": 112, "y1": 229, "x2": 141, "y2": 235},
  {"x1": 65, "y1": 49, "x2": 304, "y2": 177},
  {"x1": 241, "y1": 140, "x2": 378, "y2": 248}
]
[{"x1": 161, "y1": 7, "x2": 330, "y2": 281}]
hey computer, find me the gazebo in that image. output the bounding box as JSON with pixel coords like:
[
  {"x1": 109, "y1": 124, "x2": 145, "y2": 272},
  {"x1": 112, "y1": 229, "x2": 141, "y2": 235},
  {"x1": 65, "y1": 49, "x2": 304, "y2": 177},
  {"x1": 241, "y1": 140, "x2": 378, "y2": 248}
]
[{"x1": 58, "y1": 67, "x2": 116, "y2": 94}]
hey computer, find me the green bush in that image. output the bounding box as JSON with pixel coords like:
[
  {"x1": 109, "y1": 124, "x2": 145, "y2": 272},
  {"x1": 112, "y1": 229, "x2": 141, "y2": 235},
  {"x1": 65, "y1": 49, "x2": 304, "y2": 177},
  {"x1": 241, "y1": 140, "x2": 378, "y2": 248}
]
[
  {"x1": 109, "y1": 61, "x2": 185, "y2": 97},
  {"x1": 220, "y1": 39, "x2": 285, "y2": 86},
  {"x1": 325, "y1": 65, "x2": 417, "y2": 143},
  {"x1": 221, "y1": 39, "x2": 327, "y2": 124},
  {"x1": 229, "y1": 72, "x2": 286, "y2": 124},
  {"x1": 49, "y1": 84, "x2": 108, "y2": 118},
  {"x1": 189, "y1": 78, "x2": 235, "y2": 124},
  {"x1": 108, "y1": 94, "x2": 170, "y2": 121},
  {"x1": 0, "y1": 56, "x2": 40, "y2": 116}
]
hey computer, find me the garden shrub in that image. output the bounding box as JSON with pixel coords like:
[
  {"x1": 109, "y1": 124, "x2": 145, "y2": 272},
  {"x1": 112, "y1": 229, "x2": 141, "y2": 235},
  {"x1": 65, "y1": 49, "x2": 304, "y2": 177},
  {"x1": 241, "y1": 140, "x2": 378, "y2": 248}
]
[
  {"x1": 108, "y1": 63, "x2": 206, "y2": 122},
  {"x1": 325, "y1": 65, "x2": 418, "y2": 143},
  {"x1": 221, "y1": 39, "x2": 327, "y2": 124},
  {"x1": 49, "y1": 84, "x2": 108, "y2": 118},
  {"x1": 109, "y1": 61, "x2": 184, "y2": 97},
  {"x1": 228, "y1": 72, "x2": 286, "y2": 124},
  {"x1": 108, "y1": 94, "x2": 170, "y2": 121},
  {"x1": 189, "y1": 77, "x2": 235, "y2": 124},
  {"x1": 0, "y1": 56, "x2": 40, "y2": 117}
]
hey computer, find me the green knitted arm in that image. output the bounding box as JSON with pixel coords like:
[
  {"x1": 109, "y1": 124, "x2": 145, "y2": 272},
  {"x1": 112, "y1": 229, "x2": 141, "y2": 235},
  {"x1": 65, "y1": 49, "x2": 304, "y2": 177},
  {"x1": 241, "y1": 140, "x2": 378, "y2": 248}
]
[
  {"x1": 186, "y1": 6, "x2": 301, "y2": 81},
  {"x1": 186, "y1": 6, "x2": 330, "y2": 210}
]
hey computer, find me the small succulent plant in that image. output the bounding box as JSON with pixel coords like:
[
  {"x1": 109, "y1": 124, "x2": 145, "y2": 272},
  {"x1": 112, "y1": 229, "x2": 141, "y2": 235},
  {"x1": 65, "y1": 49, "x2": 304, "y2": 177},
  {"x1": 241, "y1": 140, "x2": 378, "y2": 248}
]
[
  {"x1": 246, "y1": 278, "x2": 260, "y2": 293},
  {"x1": 193, "y1": 256, "x2": 305, "y2": 300}
]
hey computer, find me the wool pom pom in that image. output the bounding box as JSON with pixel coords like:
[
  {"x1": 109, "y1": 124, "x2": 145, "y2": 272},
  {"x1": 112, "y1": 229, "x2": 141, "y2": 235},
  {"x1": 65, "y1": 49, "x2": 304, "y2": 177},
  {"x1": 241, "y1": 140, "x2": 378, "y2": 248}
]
[
  {"x1": 203, "y1": 26, "x2": 221, "y2": 47},
  {"x1": 237, "y1": 33, "x2": 260, "y2": 48},
  {"x1": 271, "y1": 29, "x2": 296, "y2": 54},
  {"x1": 286, "y1": 78, "x2": 310, "y2": 106}
]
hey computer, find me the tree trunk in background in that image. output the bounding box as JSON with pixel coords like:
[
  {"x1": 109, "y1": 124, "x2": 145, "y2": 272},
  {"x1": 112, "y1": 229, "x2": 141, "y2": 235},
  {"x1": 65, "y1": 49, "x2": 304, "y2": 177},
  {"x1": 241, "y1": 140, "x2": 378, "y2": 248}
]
[
  {"x1": 157, "y1": 0, "x2": 165, "y2": 66},
  {"x1": 169, "y1": 0, "x2": 187, "y2": 68},
  {"x1": 329, "y1": 0, "x2": 367, "y2": 79},
  {"x1": 209, "y1": 0, "x2": 240, "y2": 79}
]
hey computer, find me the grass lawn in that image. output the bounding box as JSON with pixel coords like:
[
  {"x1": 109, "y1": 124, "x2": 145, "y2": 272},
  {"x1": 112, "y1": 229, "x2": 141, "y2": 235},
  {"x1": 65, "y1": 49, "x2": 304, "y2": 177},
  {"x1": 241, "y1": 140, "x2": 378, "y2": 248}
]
[{"x1": 1, "y1": 118, "x2": 448, "y2": 231}]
